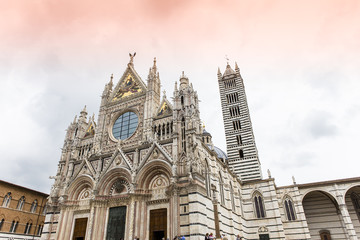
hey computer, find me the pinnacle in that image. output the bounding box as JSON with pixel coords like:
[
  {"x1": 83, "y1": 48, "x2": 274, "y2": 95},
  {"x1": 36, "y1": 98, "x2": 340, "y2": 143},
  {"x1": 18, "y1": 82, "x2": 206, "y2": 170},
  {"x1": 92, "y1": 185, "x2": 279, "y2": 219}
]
[
  {"x1": 82, "y1": 105, "x2": 87, "y2": 113},
  {"x1": 235, "y1": 62, "x2": 239, "y2": 70}
]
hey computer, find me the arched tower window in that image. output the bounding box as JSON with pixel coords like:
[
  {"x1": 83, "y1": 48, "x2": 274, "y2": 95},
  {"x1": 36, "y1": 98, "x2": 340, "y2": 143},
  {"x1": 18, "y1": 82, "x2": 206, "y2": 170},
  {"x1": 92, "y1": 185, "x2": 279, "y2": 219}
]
[
  {"x1": 30, "y1": 200, "x2": 38, "y2": 213},
  {"x1": 219, "y1": 172, "x2": 225, "y2": 205},
  {"x1": 181, "y1": 96, "x2": 184, "y2": 106},
  {"x1": 253, "y1": 192, "x2": 265, "y2": 218},
  {"x1": 284, "y1": 196, "x2": 296, "y2": 221},
  {"x1": 17, "y1": 196, "x2": 25, "y2": 210},
  {"x1": 2, "y1": 192, "x2": 11, "y2": 207},
  {"x1": 351, "y1": 192, "x2": 360, "y2": 221}
]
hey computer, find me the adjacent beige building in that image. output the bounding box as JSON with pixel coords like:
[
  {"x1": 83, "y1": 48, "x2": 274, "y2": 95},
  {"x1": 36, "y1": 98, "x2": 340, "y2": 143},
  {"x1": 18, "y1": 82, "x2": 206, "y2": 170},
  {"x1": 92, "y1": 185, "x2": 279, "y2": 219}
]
[
  {"x1": 0, "y1": 179, "x2": 48, "y2": 240},
  {"x1": 42, "y1": 56, "x2": 360, "y2": 240}
]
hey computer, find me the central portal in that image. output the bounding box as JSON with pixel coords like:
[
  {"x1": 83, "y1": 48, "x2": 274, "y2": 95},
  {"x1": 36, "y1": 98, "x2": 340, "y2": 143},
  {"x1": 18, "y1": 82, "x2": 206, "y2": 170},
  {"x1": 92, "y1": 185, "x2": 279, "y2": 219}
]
[{"x1": 149, "y1": 208, "x2": 167, "y2": 240}]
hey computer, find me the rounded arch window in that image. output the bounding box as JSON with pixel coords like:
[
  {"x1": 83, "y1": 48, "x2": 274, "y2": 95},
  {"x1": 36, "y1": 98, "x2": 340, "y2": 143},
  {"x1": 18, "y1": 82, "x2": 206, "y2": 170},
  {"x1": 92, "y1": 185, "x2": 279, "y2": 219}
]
[{"x1": 112, "y1": 111, "x2": 138, "y2": 140}]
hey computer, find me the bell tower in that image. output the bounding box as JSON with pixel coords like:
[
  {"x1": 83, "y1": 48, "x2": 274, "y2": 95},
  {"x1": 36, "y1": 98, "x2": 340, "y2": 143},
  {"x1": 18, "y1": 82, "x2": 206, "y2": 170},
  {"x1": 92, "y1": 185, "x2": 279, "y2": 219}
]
[{"x1": 218, "y1": 62, "x2": 262, "y2": 181}]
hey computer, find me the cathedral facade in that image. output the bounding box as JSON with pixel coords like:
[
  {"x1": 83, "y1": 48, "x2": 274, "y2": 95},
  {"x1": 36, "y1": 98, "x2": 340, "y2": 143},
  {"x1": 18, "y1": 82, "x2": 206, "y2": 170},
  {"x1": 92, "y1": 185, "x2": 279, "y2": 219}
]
[{"x1": 42, "y1": 56, "x2": 360, "y2": 240}]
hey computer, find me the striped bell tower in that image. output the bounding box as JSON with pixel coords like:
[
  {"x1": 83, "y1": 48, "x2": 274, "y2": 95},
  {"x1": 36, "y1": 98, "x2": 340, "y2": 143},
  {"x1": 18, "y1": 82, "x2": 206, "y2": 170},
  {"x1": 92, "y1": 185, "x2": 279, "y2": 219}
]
[{"x1": 218, "y1": 62, "x2": 262, "y2": 181}]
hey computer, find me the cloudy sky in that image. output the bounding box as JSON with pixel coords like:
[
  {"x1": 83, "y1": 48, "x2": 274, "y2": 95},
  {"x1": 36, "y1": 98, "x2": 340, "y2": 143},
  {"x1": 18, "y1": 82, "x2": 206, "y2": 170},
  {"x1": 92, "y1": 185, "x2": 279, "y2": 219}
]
[{"x1": 1, "y1": 0, "x2": 359, "y2": 193}]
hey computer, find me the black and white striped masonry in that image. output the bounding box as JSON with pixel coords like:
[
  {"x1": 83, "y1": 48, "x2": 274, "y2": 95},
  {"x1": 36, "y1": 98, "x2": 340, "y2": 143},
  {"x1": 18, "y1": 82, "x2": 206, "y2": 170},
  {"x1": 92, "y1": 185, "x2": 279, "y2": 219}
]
[{"x1": 218, "y1": 62, "x2": 262, "y2": 181}]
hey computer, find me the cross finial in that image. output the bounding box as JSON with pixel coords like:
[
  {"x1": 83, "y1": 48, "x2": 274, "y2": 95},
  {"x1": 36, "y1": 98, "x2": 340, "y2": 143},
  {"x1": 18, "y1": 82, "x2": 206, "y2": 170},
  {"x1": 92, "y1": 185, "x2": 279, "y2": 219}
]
[{"x1": 225, "y1": 55, "x2": 230, "y2": 64}]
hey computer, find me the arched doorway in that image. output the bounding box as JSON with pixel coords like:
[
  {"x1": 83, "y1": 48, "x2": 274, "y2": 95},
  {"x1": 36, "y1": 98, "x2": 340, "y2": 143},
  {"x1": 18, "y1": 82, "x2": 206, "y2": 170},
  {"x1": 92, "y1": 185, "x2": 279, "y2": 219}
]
[{"x1": 303, "y1": 191, "x2": 347, "y2": 240}]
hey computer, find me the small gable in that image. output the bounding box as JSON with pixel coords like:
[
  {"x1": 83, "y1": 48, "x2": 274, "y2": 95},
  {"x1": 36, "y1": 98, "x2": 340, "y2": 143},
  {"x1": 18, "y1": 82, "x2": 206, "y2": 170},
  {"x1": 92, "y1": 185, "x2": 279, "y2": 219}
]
[
  {"x1": 84, "y1": 122, "x2": 95, "y2": 137},
  {"x1": 156, "y1": 98, "x2": 173, "y2": 118}
]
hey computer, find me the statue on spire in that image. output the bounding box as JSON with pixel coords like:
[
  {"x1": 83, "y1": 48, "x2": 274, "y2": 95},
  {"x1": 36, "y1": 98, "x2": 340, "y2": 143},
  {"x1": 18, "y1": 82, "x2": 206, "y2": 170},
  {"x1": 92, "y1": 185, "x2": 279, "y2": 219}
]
[{"x1": 129, "y1": 52, "x2": 136, "y2": 65}]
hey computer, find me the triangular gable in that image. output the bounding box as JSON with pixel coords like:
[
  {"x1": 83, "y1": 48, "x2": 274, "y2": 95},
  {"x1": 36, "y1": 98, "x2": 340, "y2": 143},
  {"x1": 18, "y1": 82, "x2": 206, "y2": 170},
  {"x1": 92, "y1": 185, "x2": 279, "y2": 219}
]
[
  {"x1": 137, "y1": 142, "x2": 173, "y2": 172},
  {"x1": 110, "y1": 65, "x2": 147, "y2": 102},
  {"x1": 70, "y1": 158, "x2": 96, "y2": 182},
  {"x1": 100, "y1": 148, "x2": 133, "y2": 177},
  {"x1": 155, "y1": 97, "x2": 173, "y2": 118}
]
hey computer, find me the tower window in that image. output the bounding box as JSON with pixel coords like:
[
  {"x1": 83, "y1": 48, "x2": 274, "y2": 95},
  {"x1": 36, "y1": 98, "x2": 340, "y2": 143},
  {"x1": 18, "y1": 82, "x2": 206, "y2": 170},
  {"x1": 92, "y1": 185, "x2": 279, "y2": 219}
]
[
  {"x1": 181, "y1": 96, "x2": 184, "y2": 106},
  {"x1": 226, "y1": 93, "x2": 239, "y2": 104},
  {"x1": 229, "y1": 106, "x2": 241, "y2": 117},
  {"x1": 239, "y1": 150, "x2": 244, "y2": 159},
  {"x1": 233, "y1": 120, "x2": 241, "y2": 130},
  {"x1": 236, "y1": 135, "x2": 242, "y2": 145}
]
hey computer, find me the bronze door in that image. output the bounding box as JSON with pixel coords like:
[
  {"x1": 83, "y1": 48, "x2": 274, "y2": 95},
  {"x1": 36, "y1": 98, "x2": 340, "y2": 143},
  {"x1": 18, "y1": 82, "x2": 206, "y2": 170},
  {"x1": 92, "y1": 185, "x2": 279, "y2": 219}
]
[
  {"x1": 106, "y1": 206, "x2": 127, "y2": 240},
  {"x1": 149, "y1": 208, "x2": 167, "y2": 240},
  {"x1": 72, "y1": 218, "x2": 88, "y2": 240}
]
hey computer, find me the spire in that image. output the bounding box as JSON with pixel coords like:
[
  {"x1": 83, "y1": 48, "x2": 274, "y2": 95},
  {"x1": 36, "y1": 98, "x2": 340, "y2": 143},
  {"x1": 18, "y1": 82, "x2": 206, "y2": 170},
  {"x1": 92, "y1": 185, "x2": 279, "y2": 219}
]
[
  {"x1": 223, "y1": 63, "x2": 236, "y2": 76},
  {"x1": 109, "y1": 74, "x2": 113, "y2": 90},
  {"x1": 79, "y1": 105, "x2": 88, "y2": 122},
  {"x1": 148, "y1": 57, "x2": 158, "y2": 79},
  {"x1": 180, "y1": 71, "x2": 189, "y2": 89},
  {"x1": 81, "y1": 105, "x2": 87, "y2": 114},
  {"x1": 153, "y1": 57, "x2": 157, "y2": 73},
  {"x1": 73, "y1": 115, "x2": 77, "y2": 124}
]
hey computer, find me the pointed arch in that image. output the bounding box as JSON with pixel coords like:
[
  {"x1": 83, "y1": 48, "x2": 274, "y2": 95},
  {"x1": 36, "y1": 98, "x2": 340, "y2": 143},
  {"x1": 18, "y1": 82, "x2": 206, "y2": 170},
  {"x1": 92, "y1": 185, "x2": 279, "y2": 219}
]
[
  {"x1": 30, "y1": 200, "x2": 38, "y2": 213},
  {"x1": 36, "y1": 221, "x2": 44, "y2": 236},
  {"x1": 24, "y1": 219, "x2": 33, "y2": 234},
  {"x1": 16, "y1": 196, "x2": 25, "y2": 210},
  {"x1": 9, "y1": 217, "x2": 20, "y2": 233},
  {"x1": 253, "y1": 191, "x2": 265, "y2": 218}
]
